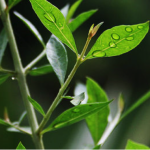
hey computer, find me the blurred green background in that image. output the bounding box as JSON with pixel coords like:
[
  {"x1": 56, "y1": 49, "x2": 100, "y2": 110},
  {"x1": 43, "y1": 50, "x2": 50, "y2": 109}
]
[{"x1": 0, "y1": 0, "x2": 150, "y2": 149}]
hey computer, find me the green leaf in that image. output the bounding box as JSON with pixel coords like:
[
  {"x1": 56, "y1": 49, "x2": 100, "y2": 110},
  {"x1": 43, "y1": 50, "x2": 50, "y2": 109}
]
[
  {"x1": 125, "y1": 140, "x2": 149, "y2": 149},
  {"x1": 28, "y1": 96, "x2": 45, "y2": 116},
  {"x1": 29, "y1": 65, "x2": 53, "y2": 76},
  {"x1": 42, "y1": 101, "x2": 112, "y2": 134},
  {"x1": 69, "y1": 10, "x2": 97, "y2": 32},
  {"x1": 7, "y1": 127, "x2": 31, "y2": 134},
  {"x1": 62, "y1": 96, "x2": 73, "y2": 99},
  {"x1": 16, "y1": 142, "x2": 26, "y2": 150},
  {"x1": 14, "y1": 11, "x2": 45, "y2": 47},
  {"x1": 70, "y1": 92, "x2": 85, "y2": 106},
  {"x1": 0, "y1": 118, "x2": 10, "y2": 126},
  {"x1": 18, "y1": 111, "x2": 27, "y2": 125},
  {"x1": 0, "y1": 29, "x2": 8, "y2": 65},
  {"x1": 93, "y1": 144, "x2": 101, "y2": 149},
  {"x1": 30, "y1": 0, "x2": 77, "y2": 54},
  {"x1": 8, "y1": 0, "x2": 22, "y2": 11},
  {"x1": 120, "y1": 91, "x2": 150, "y2": 122},
  {"x1": 86, "y1": 77, "x2": 110, "y2": 145},
  {"x1": 85, "y1": 21, "x2": 149, "y2": 59},
  {"x1": 0, "y1": 73, "x2": 10, "y2": 85},
  {"x1": 46, "y1": 35, "x2": 68, "y2": 86},
  {"x1": 61, "y1": 4, "x2": 70, "y2": 18},
  {"x1": 66, "y1": 0, "x2": 82, "y2": 24}
]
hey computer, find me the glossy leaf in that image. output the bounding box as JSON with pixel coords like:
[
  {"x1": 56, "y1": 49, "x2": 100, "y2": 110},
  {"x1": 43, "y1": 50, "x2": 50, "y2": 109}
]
[
  {"x1": 0, "y1": 29, "x2": 8, "y2": 65},
  {"x1": 0, "y1": 73, "x2": 10, "y2": 85},
  {"x1": 0, "y1": 118, "x2": 10, "y2": 126},
  {"x1": 66, "y1": 0, "x2": 82, "y2": 24},
  {"x1": 69, "y1": 10, "x2": 97, "y2": 32},
  {"x1": 8, "y1": 0, "x2": 22, "y2": 11},
  {"x1": 120, "y1": 91, "x2": 150, "y2": 122},
  {"x1": 42, "y1": 101, "x2": 112, "y2": 134},
  {"x1": 93, "y1": 144, "x2": 101, "y2": 149},
  {"x1": 14, "y1": 11, "x2": 45, "y2": 47},
  {"x1": 70, "y1": 92, "x2": 85, "y2": 106},
  {"x1": 29, "y1": 65, "x2": 53, "y2": 76},
  {"x1": 86, "y1": 77, "x2": 110, "y2": 144},
  {"x1": 125, "y1": 140, "x2": 149, "y2": 149},
  {"x1": 30, "y1": 0, "x2": 77, "y2": 54},
  {"x1": 46, "y1": 35, "x2": 68, "y2": 86},
  {"x1": 86, "y1": 21, "x2": 149, "y2": 59},
  {"x1": 61, "y1": 4, "x2": 69, "y2": 18},
  {"x1": 7, "y1": 127, "x2": 31, "y2": 134},
  {"x1": 16, "y1": 142, "x2": 26, "y2": 150},
  {"x1": 28, "y1": 96, "x2": 45, "y2": 116}
]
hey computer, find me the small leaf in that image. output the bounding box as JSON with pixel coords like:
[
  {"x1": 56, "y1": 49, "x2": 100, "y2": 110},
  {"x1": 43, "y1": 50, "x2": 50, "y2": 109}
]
[
  {"x1": 30, "y1": 0, "x2": 77, "y2": 54},
  {"x1": 70, "y1": 92, "x2": 85, "y2": 106},
  {"x1": 86, "y1": 77, "x2": 110, "y2": 145},
  {"x1": 62, "y1": 96, "x2": 73, "y2": 99},
  {"x1": 18, "y1": 111, "x2": 27, "y2": 125},
  {"x1": 69, "y1": 10, "x2": 97, "y2": 32},
  {"x1": 46, "y1": 35, "x2": 68, "y2": 86},
  {"x1": 93, "y1": 144, "x2": 101, "y2": 149},
  {"x1": 14, "y1": 11, "x2": 45, "y2": 47},
  {"x1": 28, "y1": 96, "x2": 45, "y2": 116},
  {"x1": 16, "y1": 142, "x2": 26, "y2": 150},
  {"x1": 0, "y1": 118, "x2": 10, "y2": 126},
  {"x1": 8, "y1": 0, "x2": 22, "y2": 11},
  {"x1": 0, "y1": 73, "x2": 10, "y2": 85},
  {"x1": 42, "y1": 101, "x2": 112, "y2": 134},
  {"x1": 86, "y1": 21, "x2": 149, "y2": 59},
  {"x1": 0, "y1": 29, "x2": 8, "y2": 65},
  {"x1": 61, "y1": 4, "x2": 70, "y2": 18},
  {"x1": 7, "y1": 127, "x2": 31, "y2": 134},
  {"x1": 120, "y1": 91, "x2": 150, "y2": 122},
  {"x1": 118, "y1": 93, "x2": 124, "y2": 113},
  {"x1": 66, "y1": 0, "x2": 82, "y2": 24},
  {"x1": 29, "y1": 65, "x2": 53, "y2": 76},
  {"x1": 125, "y1": 139, "x2": 149, "y2": 149}
]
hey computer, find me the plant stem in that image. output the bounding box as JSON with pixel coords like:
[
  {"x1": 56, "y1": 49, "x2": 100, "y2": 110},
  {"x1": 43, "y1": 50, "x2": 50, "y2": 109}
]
[
  {"x1": 37, "y1": 36, "x2": 91, "y2": 133},
  {"x1": 0, "y1": 67, "x2": 16, "y2": 74},
  {"x1": 0, "y1": 0, "x2": 44, "y2": 149},
  {"x1": 24, "y1": 50, "x2": 46, "y2": 74}
]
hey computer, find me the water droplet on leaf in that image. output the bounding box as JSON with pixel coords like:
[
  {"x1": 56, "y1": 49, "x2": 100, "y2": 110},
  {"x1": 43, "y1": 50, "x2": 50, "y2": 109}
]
[
  {"x1": 137, "y1": 25, "x2": 143, "y2": 29},
  {"x1": 11, "y1": 77, "x2": 17, "y2": 80},
  {"x1": 126, "y1": 36, "x2": 134, "y2": 41},
  {"x1": 109, "y1": 42, "x2": 116, "y2": 48},
  {"x1": 111, "y1": 33, "x2": 120, "y2": 40},
  {"x1": 125, "y1": 27, "x2": 133, "y2": 32},
  {"x1": 73, "y1": 108, "x2": 80, "y2": 113},
  {"x1": 44, "y1": 13, "x2": 56, "y2": 23},
  {"x1": 92, "y1": 51, "x2": 106, "y2": 57}
]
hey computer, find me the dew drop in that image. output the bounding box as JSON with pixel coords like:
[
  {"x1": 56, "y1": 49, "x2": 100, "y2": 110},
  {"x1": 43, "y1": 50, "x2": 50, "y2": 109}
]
[
  {"x1": 44, "y1": 13, "x2": 56, "y2": 23},
  {"x1": 111, "y1": 33, "x2": 120, "y2": 40},
  {"x1": 92, "y1": 50, "x2": 106, "y2": 57},
  {"x1": 11, "y1": 77, "x2": 17, "y2": 80},
  {"x1": 126, "y1": 36, "x2": 134, "y2": 41},
  {"x1": 125, "y1": 27, "x2": 133, "y2": 32},
  {"x1": 73, "y1": 108, "x2": 80, "y2": 113},
  {"x1": 137, "y1": 25, "x2": 143, "y2": 29},
  {"x1": 109, "y1": 42, "x2": 116, "y2": 48}
]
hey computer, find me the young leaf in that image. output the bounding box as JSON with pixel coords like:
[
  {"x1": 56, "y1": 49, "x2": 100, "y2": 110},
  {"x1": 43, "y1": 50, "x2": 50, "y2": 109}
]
[
  {"x1": 61, "y1": 4, "x2": 70, "y2": 18},
  {"x1": 42, "y1": 101, "x2": 112, "y2": 134},
  {"x1": 125, "y1": 140, "x2": 149, "y2": 149},
  {"x1": 120, "y1": 91, "x2": 150, "y2": 122},
  {"x1": 0, "y1": 118, "x2": 10, "y2": 126},
  {"x1": 86, "y1": 77, "x2": 110, "y2": 145},
  {"x1": 7, "y1": 127, "x2": 31, "y2": 135},
  {"x1": 69, "y1": 10, "x2": 97, "y2": 32},
  {"x1": 0, "y1": 29, "x2": 8, "y2": 65},
  {"x1": 46, "y1": 35, "x2": 68, "y2": 86},
  {"x1": 30, "y1": 0, "x2": 78, "y2": 54},
  {"x1": 14, "y1": 11, "x2": 45, "y2": 47},
  {"x1": 8, "y1": 0, "x2": 22, "y2": 11},
  {"x1": 28, "y1": 96, "x2": 45, "y2": 116},
  {"x1": 93, "y1": 144, "x2": 101, "y2": 149},
  {"x1": 0, "y1": 73, "x2": 10, "y2": 85},
  {"x1": 18, "y1": 111, "x2": 27, "y2": 125},
  {"x1": 29, "y1": 65, "x2": 53, "y2": 76},
  {"x1": 16, "y1": 142, "x2": 26, "y2": 150},
  {"x1": 70, "y1": 92, "x2": 85, "y2": 106},
  {"x1": 66, "y1": 0, "x2": 82, "y2": 24},
  {"x1": 85, "y1": 21, "x2": 149, "y2": 59}
]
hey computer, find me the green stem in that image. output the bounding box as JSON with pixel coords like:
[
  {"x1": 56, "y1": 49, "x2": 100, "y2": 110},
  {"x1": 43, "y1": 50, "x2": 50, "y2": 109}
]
[
  {"x1": 0, "y1": 0, "x2": 44, "y2": 149},
  {"x1": 0, "y1": 67, "x2": 16, "y2": 75},
  {"x1": 37, "y1": 36, "x2": 91, "y2": 133}
]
